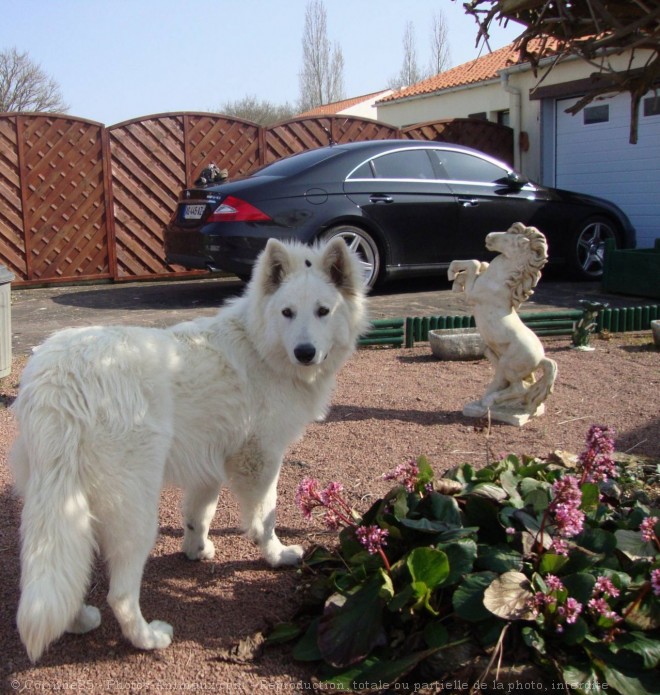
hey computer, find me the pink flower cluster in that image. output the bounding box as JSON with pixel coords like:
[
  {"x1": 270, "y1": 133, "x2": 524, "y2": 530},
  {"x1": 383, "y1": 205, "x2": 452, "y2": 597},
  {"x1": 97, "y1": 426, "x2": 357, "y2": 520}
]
[
  {"x1": 530, "y1": 573, "x2": 625, "y2": 635},
  {"x1": 355, "y1": 525, "x2": 389, "y2": 555},
  {"x1": 587, "y1": 576, "x2": 621, "y2": 623},
  {"x1": 550, "y1": 475, "x2": 585, "y2": 539},
  {"x1": 383, "y1": 460, "x2": 420, "y2": 493},
  {"x1": 578, "y1": 424, "x2": 617, "y2": 483},
  {"x1": 296, "y1": 478, "x2": 351, "y2": 530},
  {"x1": 640, "y1": 516, "x2": 658, "y2": 544},
  {"x1": 295, "y1": 477, "x2": 390, "y2": 563},
  {"x1": 652, "y1": 569, "x2": 660, "y2": 597},
  {"x1": 529, "y1": 575, "x2": 582, "y2": 633}
]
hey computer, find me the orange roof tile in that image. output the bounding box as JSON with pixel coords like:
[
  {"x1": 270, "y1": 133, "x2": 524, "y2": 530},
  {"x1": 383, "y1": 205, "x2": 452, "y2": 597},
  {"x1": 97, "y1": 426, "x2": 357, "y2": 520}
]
[
  {"x1": 298, "y1": 90, "x2": 391, "y2": 117},
  {"x1": 378, "y1": 38, "x2": 557, "y2": 104}
]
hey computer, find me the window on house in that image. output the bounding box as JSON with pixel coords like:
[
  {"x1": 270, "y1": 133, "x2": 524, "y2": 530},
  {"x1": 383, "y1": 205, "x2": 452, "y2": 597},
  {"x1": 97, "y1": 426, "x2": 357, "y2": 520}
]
[
  {"x1": 583, "y1": 105, "x2": 609, "y2": 124},
  {"x1": 468, "y1": 111, "x2": 487, "y2": 121},
  {"x1": 643, "y1": 96, "x2": 660, "y2": 117},
  {"x1": 497, "y1": 110, "x2": 510, "y2": 127}
]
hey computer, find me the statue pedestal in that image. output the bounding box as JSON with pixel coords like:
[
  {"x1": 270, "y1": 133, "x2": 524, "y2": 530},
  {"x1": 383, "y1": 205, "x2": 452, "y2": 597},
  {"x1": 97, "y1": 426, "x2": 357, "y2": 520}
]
[{"x1": 463, "y1": 400, "x2": 545, "y2": 427}]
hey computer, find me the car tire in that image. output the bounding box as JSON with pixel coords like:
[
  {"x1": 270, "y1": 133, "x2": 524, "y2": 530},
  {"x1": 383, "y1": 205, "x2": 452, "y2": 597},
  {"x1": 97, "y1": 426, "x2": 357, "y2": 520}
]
[
  {"x1": 320, "y1": 225, "x2": 382, "y2": 290},
  {"x1": 569, "y1": 216, "x2": 619, "y2": 280}
]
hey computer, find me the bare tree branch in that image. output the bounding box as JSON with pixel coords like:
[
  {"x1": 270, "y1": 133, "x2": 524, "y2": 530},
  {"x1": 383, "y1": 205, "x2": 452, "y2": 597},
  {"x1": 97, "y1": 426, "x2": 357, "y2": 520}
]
[
  {"x1": 298, "y1": 0, "x2": 344, "y2": 112},
  {"x1": 462, "y1": 0, "x2": 660, "y2": 142},
  {"x1": 0, "y1": 47, "x2": 68, "y2": 113}
]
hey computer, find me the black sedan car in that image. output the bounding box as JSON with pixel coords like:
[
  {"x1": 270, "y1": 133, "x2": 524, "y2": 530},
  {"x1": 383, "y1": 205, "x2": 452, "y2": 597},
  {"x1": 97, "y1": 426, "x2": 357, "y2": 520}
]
[{"x1": 164, "y1": 140, "x2": 635, "y2": 289}]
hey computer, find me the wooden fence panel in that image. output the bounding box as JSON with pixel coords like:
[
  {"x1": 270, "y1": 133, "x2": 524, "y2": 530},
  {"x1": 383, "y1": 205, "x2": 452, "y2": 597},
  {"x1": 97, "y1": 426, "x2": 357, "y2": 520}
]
[
  {"x1": 0, "y1": 116, "x2": 27, "y2": 280},
  {"x1": 184, "y1": 114, "x2": 261, "y2": 182},
  {"x1": 109, "y1": 115, "x2": 188, "y2": 279},
  {"x1": 20, "y1": 115, "x2": 111, "y2": 282},
  {"x1": 0, "y1": 112, "x2": 514, "y2": 286},
  {"x1": 265, "y1": 116, "x2": 401, "y2": 163},
  {"x1": 403, "y1": 118, "x2": 514, "y2": 166}
]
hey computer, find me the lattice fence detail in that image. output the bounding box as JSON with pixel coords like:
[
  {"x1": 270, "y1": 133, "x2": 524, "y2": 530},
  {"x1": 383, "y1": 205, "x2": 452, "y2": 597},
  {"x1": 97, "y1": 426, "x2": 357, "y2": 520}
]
[
  {"x1": 20, "y1": 116, "x2": 110, "y2": 282},
  {"x1": 0, "y1": 112, "x2": 514, "y2": 286}
]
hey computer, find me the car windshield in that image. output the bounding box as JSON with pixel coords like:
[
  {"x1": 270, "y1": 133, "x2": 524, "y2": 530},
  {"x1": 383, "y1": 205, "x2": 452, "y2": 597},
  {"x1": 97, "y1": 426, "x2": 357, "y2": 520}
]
[{"x1": 249, "y1": 147, "x2": 346, "y2": 178}]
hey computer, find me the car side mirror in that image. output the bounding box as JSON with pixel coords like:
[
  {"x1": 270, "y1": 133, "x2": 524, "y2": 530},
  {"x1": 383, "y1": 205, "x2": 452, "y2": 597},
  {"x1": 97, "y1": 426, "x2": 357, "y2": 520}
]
[{"x1": 503, "y1": 171, "x2": 528, "y2": 189}]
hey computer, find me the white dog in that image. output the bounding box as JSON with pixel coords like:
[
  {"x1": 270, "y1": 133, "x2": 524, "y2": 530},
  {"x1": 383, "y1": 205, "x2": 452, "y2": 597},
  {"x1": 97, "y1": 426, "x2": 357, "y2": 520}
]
[{"x1": 10, "y1": 238, "x2": 368, "y2": 662}]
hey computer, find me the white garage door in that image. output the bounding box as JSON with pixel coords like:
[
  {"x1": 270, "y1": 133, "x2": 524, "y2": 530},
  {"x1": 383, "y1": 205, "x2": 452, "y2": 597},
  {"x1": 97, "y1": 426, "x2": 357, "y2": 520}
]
[{"x1": 555, "y1": 91, "x2": 660, "y2": 248}]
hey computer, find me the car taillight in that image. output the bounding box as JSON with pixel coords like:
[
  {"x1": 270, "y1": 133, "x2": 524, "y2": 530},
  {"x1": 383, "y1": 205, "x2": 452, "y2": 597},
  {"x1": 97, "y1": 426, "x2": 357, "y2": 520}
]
[{"x1": 207, "y1": 196, "x2": 272, "y2": 222}]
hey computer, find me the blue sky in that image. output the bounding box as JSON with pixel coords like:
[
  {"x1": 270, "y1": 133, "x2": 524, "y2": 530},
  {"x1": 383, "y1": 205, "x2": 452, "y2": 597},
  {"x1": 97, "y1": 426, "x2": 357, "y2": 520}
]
[{"x1": 1, "y1": 0, "x2": 520, "y2": 125}]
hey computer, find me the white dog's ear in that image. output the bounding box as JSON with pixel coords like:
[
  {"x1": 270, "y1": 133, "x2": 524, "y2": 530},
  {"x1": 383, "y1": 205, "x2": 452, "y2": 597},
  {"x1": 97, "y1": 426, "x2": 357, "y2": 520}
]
[
  {"x1": 260, "y1": 238, "x2": 291, "y2": 294},
  {"x1": 321, "y1": 238, "x2": 361, "y2": 296}
]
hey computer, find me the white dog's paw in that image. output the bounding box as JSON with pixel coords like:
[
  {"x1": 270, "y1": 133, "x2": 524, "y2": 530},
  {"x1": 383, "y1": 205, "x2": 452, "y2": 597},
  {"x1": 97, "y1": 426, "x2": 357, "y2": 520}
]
[
  {"x1": 266, "y1": 543, "x2": 304, "y2": 568},
  {"x1": 133, "y1": 620, "x2": 174, "y2": 651},
  {"x1": 67, "y1": 605, "x2": 101, "y2": 634},
  {"x1": 183, "y1": 536, "x2": 215, "y2": 561}
]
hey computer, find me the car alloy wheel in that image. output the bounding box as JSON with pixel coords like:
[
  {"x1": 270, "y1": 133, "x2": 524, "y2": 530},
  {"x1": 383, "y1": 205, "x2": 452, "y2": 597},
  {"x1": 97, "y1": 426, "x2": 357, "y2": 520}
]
[
  {"x1": 573, "y1": 216, "x2": 618, "y2": 280},
  {"x1": 321, "y1": 225, "x2": 381, "y2": 289}
]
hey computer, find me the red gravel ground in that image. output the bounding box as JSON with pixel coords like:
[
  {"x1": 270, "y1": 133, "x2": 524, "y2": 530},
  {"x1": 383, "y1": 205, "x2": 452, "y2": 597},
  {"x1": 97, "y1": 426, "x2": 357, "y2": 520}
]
[{"x1": 1, "y1": 333, "x2": 658, "y2": 694}]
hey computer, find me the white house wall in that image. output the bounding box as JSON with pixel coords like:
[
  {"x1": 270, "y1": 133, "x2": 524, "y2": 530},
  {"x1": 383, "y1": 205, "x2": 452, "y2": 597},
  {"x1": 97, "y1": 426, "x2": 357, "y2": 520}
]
[{"x1": 376, "y1": 82, "x2": 508, "y2": 130}]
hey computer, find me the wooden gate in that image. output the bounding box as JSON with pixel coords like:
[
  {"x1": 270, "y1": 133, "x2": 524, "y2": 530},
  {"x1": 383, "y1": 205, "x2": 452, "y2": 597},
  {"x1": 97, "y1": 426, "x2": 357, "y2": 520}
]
[{"x1": 1, "y1": 114, "x2": 112, "y2": 283}]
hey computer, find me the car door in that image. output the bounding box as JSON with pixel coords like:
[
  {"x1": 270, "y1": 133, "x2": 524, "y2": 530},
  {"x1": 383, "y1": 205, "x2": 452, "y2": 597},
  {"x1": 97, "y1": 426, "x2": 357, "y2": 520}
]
[
  {"x1": 342, "y1": 148, "x2": 459, "y2": 269},
  {"x1": 432, "y1": 149, "x2": 552, "y2": 259}
]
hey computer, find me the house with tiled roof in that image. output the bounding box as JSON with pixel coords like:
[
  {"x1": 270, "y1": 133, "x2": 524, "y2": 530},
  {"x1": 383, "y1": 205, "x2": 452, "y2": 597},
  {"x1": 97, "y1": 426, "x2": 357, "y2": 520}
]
[
  {"x1": 297, "y1": 89, "x2": 393, "y2": 120},
  {"x1": 375, "y1": 39, "x2": 659, "y2": 249}
]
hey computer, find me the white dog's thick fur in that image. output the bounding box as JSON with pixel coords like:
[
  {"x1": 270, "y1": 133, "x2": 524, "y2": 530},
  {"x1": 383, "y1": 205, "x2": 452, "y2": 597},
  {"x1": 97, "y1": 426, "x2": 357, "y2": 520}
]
[{"x1": 10, "y1": 238, "x2": 368, "y2": 662}]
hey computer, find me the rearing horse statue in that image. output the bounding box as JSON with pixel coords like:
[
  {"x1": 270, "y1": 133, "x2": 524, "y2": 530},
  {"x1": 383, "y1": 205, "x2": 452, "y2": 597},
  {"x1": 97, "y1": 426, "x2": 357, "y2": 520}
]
[{"x1": 448, "y1": 222, "x2": 557, "y2": 425}]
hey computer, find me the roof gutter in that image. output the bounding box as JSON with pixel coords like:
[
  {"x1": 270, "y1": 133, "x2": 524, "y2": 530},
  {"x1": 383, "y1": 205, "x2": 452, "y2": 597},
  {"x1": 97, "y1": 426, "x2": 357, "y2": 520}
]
[{"x1": 500, "y1": 73, "x2": 522, "y2": 171}]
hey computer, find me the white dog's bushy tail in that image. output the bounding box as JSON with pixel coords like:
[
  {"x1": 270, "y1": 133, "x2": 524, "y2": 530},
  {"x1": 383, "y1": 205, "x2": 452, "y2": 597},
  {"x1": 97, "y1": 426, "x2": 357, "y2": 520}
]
[{"x1": 11, "y1": 437, "x2": 97, "y2": 663}]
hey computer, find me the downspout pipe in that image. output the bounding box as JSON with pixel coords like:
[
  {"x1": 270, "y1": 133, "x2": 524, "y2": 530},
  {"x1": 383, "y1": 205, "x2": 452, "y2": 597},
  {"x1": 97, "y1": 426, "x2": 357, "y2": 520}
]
[{"x1": 500, "y1": 72, "x2": 522, "y2": 171}]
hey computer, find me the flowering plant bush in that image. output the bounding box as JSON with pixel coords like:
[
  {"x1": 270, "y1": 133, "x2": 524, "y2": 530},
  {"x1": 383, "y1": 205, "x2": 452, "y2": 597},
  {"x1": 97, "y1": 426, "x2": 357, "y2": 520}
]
[{"x1": 270, "y1": 426, "x2": 660, "y2": 693}]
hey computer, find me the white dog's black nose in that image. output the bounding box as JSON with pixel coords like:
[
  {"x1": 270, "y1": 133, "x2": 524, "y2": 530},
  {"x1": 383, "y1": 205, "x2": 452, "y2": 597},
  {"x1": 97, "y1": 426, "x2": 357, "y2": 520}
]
[{"x1": 294, "y1": 343, "x2": 316, "y2": 364}]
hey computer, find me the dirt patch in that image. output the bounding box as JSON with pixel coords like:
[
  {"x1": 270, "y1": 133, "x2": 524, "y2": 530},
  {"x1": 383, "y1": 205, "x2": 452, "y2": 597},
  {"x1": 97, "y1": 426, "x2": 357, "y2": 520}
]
[{"x1": 1, "y1": 333, "x2": 658, "y2": 693}]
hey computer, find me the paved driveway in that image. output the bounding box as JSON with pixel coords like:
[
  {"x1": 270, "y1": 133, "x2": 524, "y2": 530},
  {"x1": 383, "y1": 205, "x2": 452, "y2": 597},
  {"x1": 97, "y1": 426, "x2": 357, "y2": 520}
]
[{"x1": 8, "y1": 274, "x2": 655, "y2": 355}]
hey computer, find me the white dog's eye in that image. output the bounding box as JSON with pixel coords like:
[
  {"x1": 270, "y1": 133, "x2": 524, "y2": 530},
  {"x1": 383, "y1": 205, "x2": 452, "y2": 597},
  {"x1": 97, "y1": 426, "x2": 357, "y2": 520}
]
[
  {"x1": 317, "y1": 306, "x2": 330, "y2": 318},
  {"x1": 282, "y1": 308, "x2": 295, "y2": 319}
]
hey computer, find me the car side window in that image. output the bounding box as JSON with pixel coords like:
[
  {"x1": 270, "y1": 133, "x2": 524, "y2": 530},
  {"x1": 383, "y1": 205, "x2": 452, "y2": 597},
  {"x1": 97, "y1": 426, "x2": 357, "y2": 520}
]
[
  {"x1": 368, "y1": 150, "x2": 436, "y2": 180},
  {"x1": 350, "y1": 160, "x2": 374, "y2": 178},
  {"x1": 433, "y1": 150, "x2": 508, "y2": 183}
]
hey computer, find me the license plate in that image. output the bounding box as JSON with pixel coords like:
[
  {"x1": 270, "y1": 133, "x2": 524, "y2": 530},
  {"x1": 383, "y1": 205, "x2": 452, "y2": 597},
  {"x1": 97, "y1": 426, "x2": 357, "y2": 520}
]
[{"x1": 183, "y1": 204, "x2": 206, "y2": 220}]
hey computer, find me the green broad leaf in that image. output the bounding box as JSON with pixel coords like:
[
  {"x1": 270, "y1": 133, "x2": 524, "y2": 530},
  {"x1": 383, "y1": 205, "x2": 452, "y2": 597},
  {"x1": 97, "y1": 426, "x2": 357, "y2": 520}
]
[
  {"x1": 435, "y1": 526, "x2": 479, "y2": 542},
  {"x1": 399, "y1": 517, "x2": 451, "y2": 534},
  {"x1": 464, "y1": 497, "x2": 507, "y2": 544},
  {"x1": 391, "y1": 487, "x2": 409, "y2": 520},
  {"x1": 476, "y1": 467, "x2": 496, "y2": 482},
  {"x1": 264, "y1": 622, "x2": 302, "y2": 646},
  {"x1": 562, "y1": 572, "x2": 596, "y2": 605},
  {"x1": 423, "y1": 621, "x2": 449, "y2": 648},
  {"x1": 318, "y1": 575, "x2": 387, "y2": 668},
  {"x1": 475, "y1": 543, "x2": 523, "y2": 573},
  {"x1": 593, "y1": 658, "x2": 660, "y2": 695},
  {"x1": 420, "y1": 491, "x2": 462, "y2": 526},
  {"x1": 523, "y1": 488, "x2": 551, "y2": 514},
  {"x1": 483, "y1": 570, "x2": 535, "y2": 621},
  {"x1": 407, "y1": 547, "x2": 450, "y2": 589},
  {"x1": 449, "y1": 463, "x2": 475, "y2": 484},
  {"x1": 388, "y1": 583, "x2": 415, "y2": 613},
  {"x1": 562, "y1": 662, "x2": 601, "y2": 692},
  {"x1": 437, "y1": 538, "x2": 478, "y2": 585},
  {"x1": 522, "y1": 626, "x2": 546, "y2": 654},
  {"x1": 416, "y1": 454, "x2": 434, "y2": 490},
  {"x1": 292, "y1": 618, "x2": 322, "y2": 661},
  {"x1": 452, "y1": 571, "x2": 498, "y2": 622},
  {"x1": 615, "y1": 529, "x2": 657, "y2": 560},
  {"x1": 580, "y1": 482, "x2": 600, "y2": 514},
  {"x1": 324, "y1": 649, "x2": 440, "y2": 691},
  {"x1": 624, "y1": 594, "x2": 660, "y2": 631},
  {"x1": 561, "y1": 616, "x2": 589, "y2": 645},
  {"x1": 615, "y1": 632, "x2": 660, "y2": 669},
  {"x1": 411, "y1": 580, "x2": 439, "y2": 616},
  {"x1": 538, "y1": 552, "x2": 569, "y2": 575},
  {"x1": 499, "y1": 470, "x2": 524, "y2": 507},
  {"x1": 468, "y1": 482, "x2": 509, "y2": 501}
]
